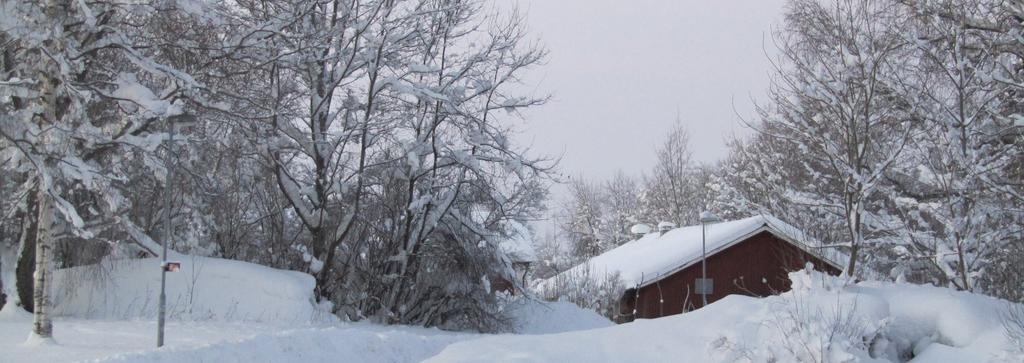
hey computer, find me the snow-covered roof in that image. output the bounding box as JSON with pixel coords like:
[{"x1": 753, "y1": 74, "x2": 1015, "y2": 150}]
[{"x1": 550, "y1": 215, "x2": 842, "y2": 288}]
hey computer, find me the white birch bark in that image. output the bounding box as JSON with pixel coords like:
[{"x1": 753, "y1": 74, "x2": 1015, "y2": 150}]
[{"x1": 31, "y1": 186, "x2": 54, "y2": 339}]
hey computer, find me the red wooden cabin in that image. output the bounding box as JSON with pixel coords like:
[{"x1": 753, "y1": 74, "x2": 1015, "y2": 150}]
[
  {"x1": 618, "y1": 228, "x2": 841, "y2": 322},
  {"x1": 546, "y1": 215, "x2": 843, "y2": 323}
]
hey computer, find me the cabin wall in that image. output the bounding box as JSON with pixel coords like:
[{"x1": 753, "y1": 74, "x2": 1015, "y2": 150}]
[{"x1": 617, "y1": 231, "x2": 840, "y2": 322}]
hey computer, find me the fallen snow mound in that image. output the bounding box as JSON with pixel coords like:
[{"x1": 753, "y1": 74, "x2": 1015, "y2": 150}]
[
  {"x1": 91, "y1": 324, "x2": 469, "y2": 363},
  {"x1": 429, "y1": 267, "x2": 1024, "y2": 362},
  {"x1": 51, "y1": 256, "x2": 331, "y2": 323},
  {"x1": 506, "y1": 299, "x2": 613, "y2": 334}
]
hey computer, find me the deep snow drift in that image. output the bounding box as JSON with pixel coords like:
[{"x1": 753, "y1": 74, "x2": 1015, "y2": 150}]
[
  {"x1": 430, "y1": 267, "x2": 1023, "y2": 363},
  {"x1": 1, "y1": 255, "x2": 335, "y2": 363},
  {"x1": 504, "y1": 299, "x2": 613, "y2": 335},
  {"x1": 49, "y1": 256, "x2": 332, "y2": 323}
]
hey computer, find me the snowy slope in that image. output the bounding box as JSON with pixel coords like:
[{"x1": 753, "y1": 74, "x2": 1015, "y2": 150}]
[
  {"x1": 505, "y1": 299, "x2": 613, "y2": 334},
  {"x1": 425, "y1": 296, "x2": 768, "y2": 363},
  {"x1": 430, "y1": 268, "x2": 1023, "y2": 362},
  {"x1": 547, "y1": 215, "x2": 840, "y2": 288},
  {"x1": 50, "y1": 256, "x2": 331, "y2": 323}
]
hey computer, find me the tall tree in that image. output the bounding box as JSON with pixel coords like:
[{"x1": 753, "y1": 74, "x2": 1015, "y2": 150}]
[
  {"x1": 888, "y1": 0, "x2": 1024, "y2": 291},
  {"x1": 0, "y1": 0, "x2": 219, "y2": 339},
  {"x1": 602, "y1": 172, "x2": 641, "y2": 247},
  {"x1": 641, "y1": 122, "x2": 706, "y2": 225},
  {"x1": 563, "y1": 177, "x2": 605, "y2": 259},
  {"x1": 761, "y1": 0, "x2": 916, "y2": 276}
]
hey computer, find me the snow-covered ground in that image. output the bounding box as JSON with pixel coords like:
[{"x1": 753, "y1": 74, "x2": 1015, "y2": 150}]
[
  {"x1": 0, "y1": 299, "x2": 611, "y2": 363},
  {"x1": 2, "y1": 257, "x2": 1020, "y2": 362},
  {"x1": 0, "y1": 256, "x2": 613, "y2": 363},
  {"x1": 0, "y1": 317, "x2": 470, "y2": 363},
  {"x1": 1, "y1": 308, "x2": 289, "y2": 363},
  {"x1": 431, "y1": 268, "x2": 1024, "y2": 363}
]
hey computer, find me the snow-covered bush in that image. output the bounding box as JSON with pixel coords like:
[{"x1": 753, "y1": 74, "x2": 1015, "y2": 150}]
[
  {"x1": 1005, "y1": 302, "x2": 1024, "y2": 354},
  {"x1": 759, "y1": 292, "x2": 889, "y2": 362},
  {"x1": 537, "y1": 263, "x2": 625, "y2": 320},
  {"x1": 713, "y1": 266, "x2": 892, "y2": 362},
  {"x1": 982, "y1": 239, "x2": 1024, "y2": 303}
]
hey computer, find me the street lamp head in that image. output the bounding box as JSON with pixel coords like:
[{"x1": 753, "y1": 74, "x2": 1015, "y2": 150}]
[
  {"x1": 699, "y1": 211, "x2": 720, "y2": 224},
  {"x1": 657, "y1": 221, "x2": 676, "y2": 233}
]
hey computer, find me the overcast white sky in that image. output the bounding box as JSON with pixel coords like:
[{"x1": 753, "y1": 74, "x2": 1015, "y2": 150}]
[{"x1": 499, "y1": 0, "x2": 788, "y2": 181}]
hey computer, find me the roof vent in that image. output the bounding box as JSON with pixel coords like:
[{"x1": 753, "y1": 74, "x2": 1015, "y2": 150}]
[
  {"x1": 657, "y1": 221, "x2": 676, "y2": 234},
  {"x1": 630, "y1": 224, "x2": 652, "y2": 236}
]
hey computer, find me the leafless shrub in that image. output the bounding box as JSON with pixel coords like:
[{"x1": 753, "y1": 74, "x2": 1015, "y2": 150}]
[
  {"x1": 538, "y1": 263, "x2": 625, "y2": 320},
  {"x1": 1004, "y1": 302, "x2": 1024, "y2": 353},
  {"x1": 982, "y1": 239, "x2": 1024, "y2": 304},
  {"x1": 713, "y1": 290, "x2": 891, "y2": 362}
]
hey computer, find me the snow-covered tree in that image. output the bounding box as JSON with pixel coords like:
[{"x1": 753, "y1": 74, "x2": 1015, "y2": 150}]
[
  {"x1": 759, "y1": 0, "x2": 917, "y2": 276},
  {"x1": 205, "y1": 0, "x2": 554, "y2": 330},
  {"x1": 713, "y1": 0, "x2": 1023, "y2": 290},
  {"x1": 883, "y1": 1, "x2": 1018, "y2": 291},
  {"x1": 601, "y1": 172, "x2": 642, "y2": 247},
  {"x1": 562, "y1": 177, "x2": 606, "y2": 259},
  {"x1": 712, "y1": 129, "x2": 848, "y2": 252},
  {"x1": 641, "y1": 121, "x2": 708, "y2": 226},
  {"x1": 0, "y1": 0, "x2": 225, "y2": 339}
]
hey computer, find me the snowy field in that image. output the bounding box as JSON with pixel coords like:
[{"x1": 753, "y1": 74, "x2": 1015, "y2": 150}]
[
  {"x1": 2, "y1": 257, "x2": 1021, "y2": 362},
  {"x1": 0, "y1": 299, "x2": 611, "y2": 363}
]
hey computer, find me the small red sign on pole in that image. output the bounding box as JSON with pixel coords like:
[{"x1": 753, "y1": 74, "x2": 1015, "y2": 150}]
[{"x1": 162, "y1": 261, "x2": 181, "y2": 272}]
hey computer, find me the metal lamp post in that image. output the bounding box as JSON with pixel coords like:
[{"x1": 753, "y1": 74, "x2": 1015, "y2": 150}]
[
  {"x1": 698, "y1": 211, "x2": 720, "y2": 307},
  {"x1": 158, "y1": 114, "x2": 196, "y2": 348}
]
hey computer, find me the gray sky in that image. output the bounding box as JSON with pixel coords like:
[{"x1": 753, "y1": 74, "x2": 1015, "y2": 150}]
[{"x1": 500, "y1": 0, "x2": 788, "y2": 180}]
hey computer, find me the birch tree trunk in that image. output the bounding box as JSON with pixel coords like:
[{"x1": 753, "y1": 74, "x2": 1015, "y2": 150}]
[
  {"x1": 31, "y1": 186, "x2": 54, "y2": 339},
  {"x1": 31, "y1": 0, "x2": 62, "y2": 340}
]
